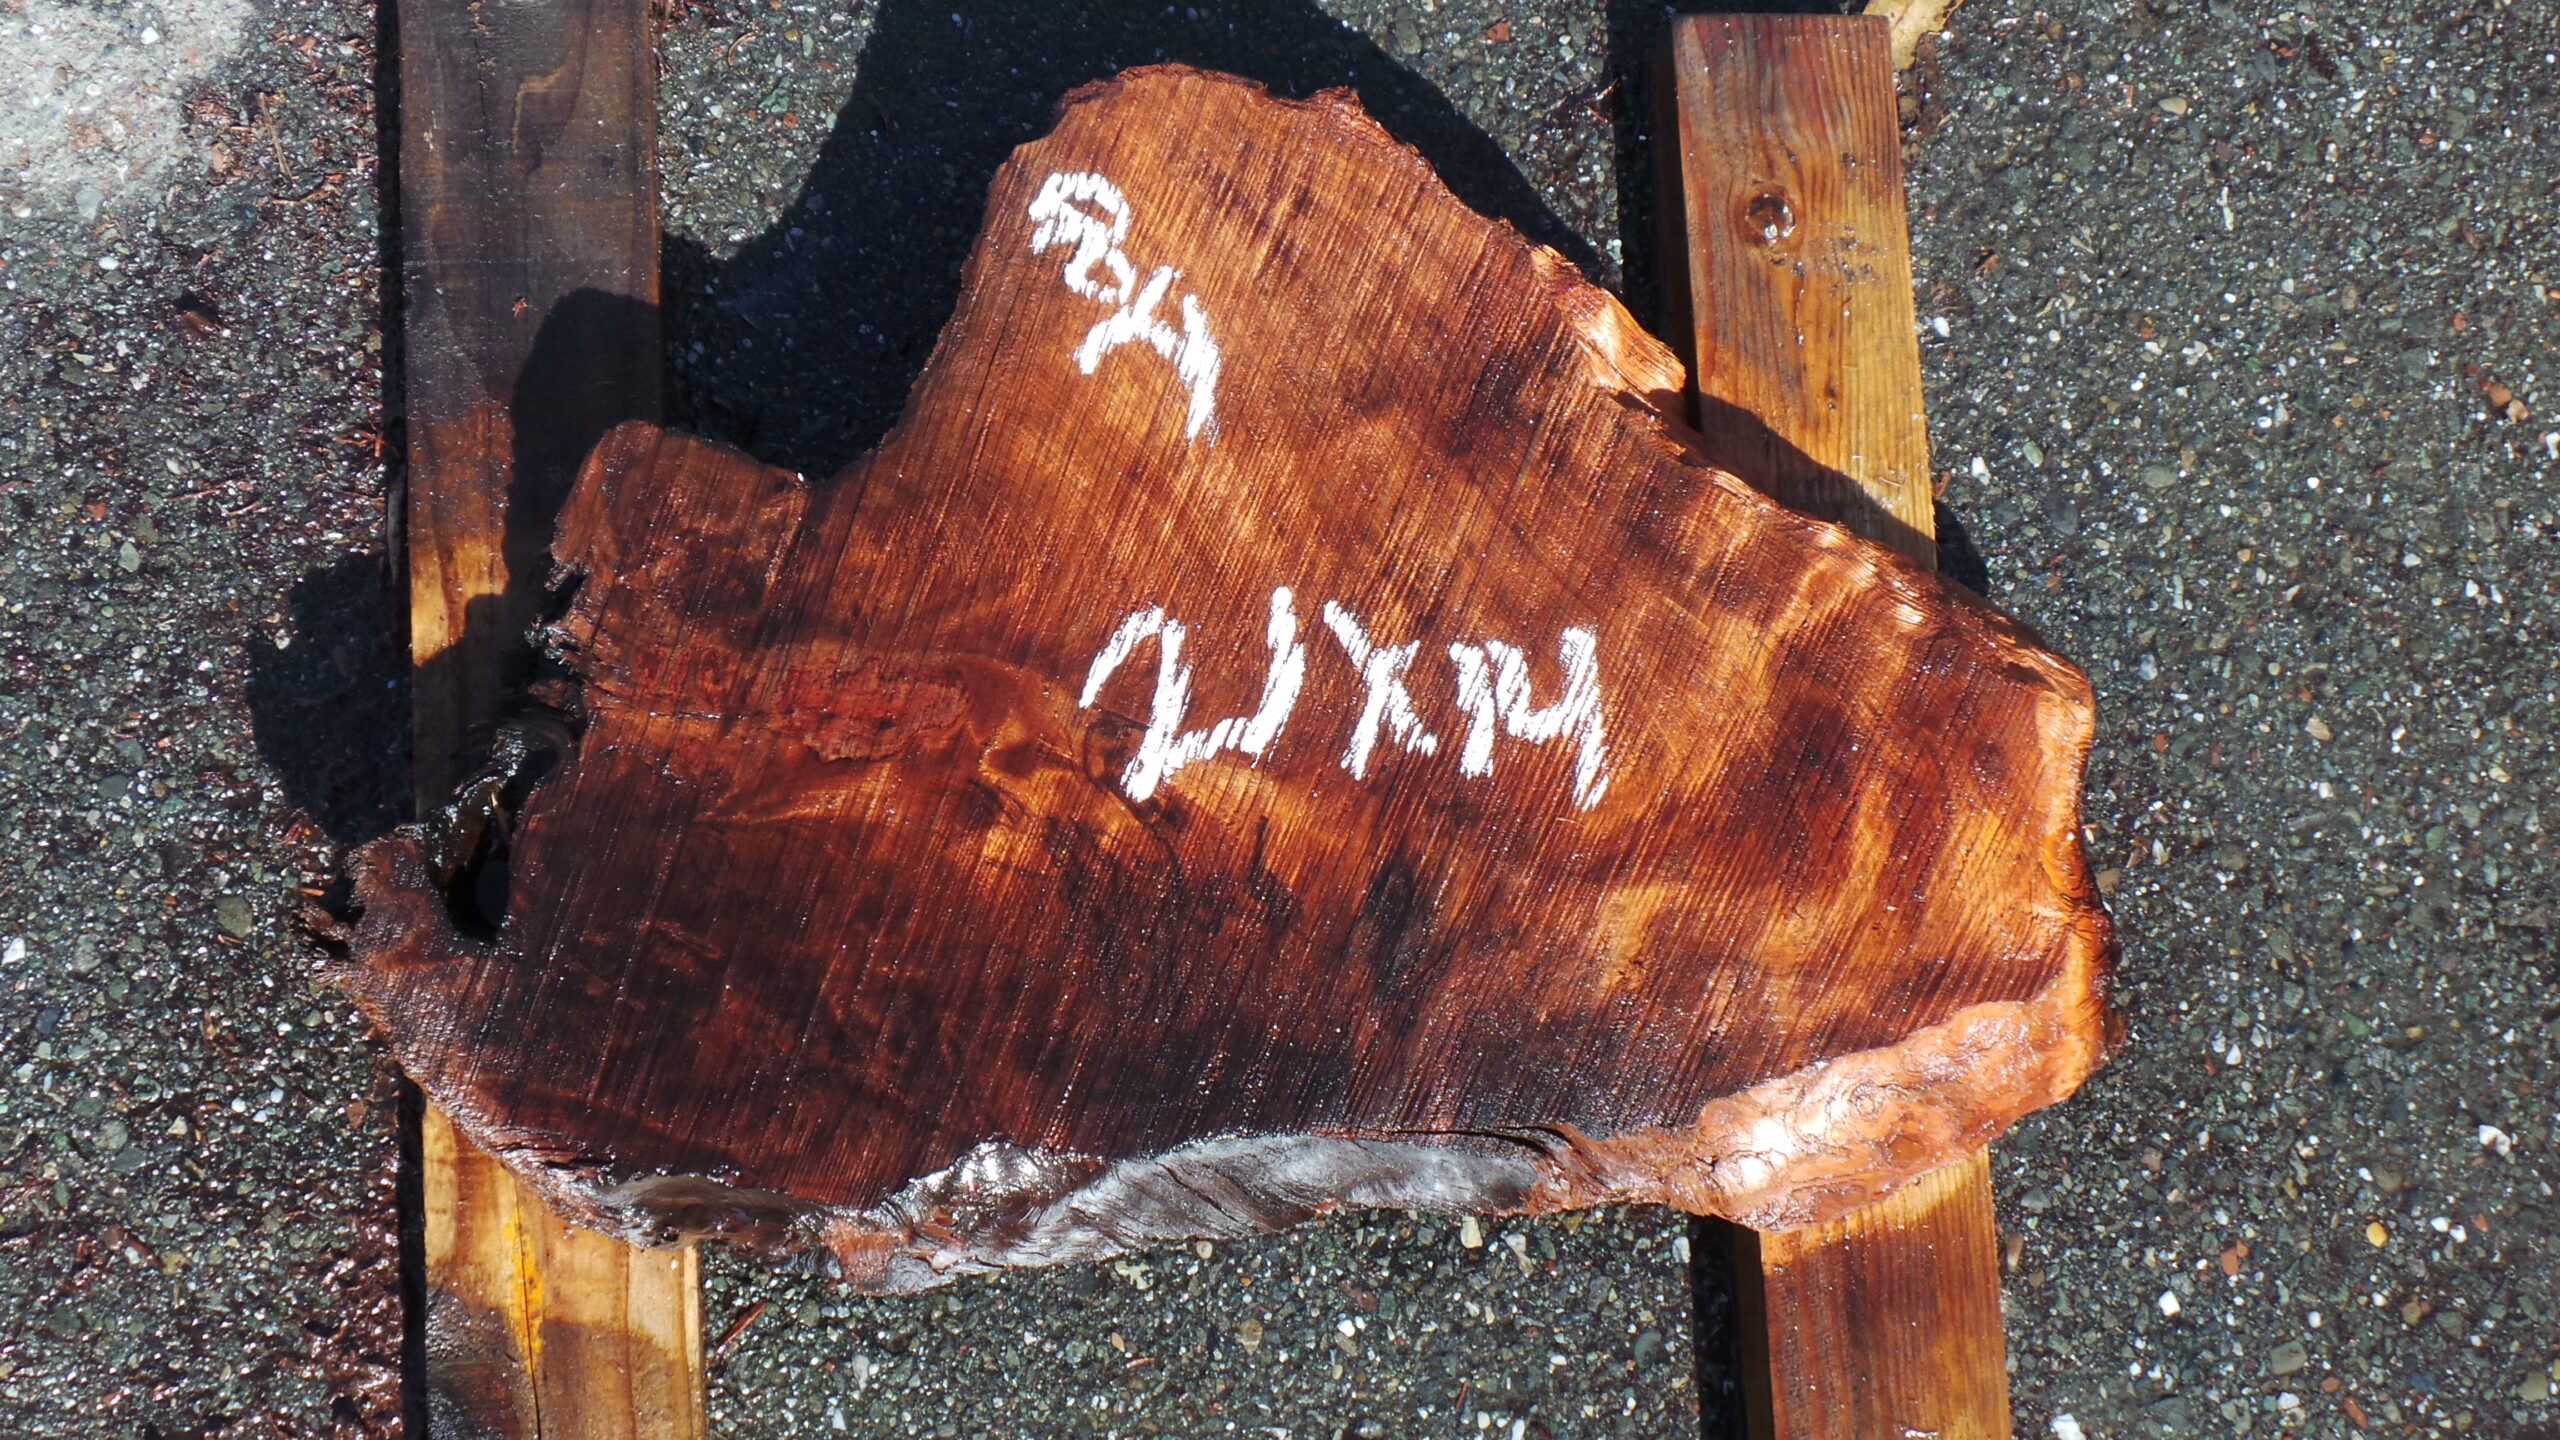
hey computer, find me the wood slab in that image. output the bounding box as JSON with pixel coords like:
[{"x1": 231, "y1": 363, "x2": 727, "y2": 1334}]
[
  {"x1": 343, "y1": 65, "x2": 2114, "y2": 1291},
  {"x1": 390, "y1": 0, "x2": 703, "y2": 1424}
]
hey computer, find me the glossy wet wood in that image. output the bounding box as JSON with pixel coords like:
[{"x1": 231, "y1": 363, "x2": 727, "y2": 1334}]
[{"x1": 350, "y1": 65, "x2": 2112, "y2": 1293}]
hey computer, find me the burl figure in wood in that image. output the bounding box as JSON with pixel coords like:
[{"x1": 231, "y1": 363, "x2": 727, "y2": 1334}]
[{"x1": 341, "y1": 67, "x2": 2116, "y2": 1290}]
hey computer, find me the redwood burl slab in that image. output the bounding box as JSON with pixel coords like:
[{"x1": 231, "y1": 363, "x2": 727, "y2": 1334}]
[{"x1": 341, "y1": 66, "x2": 2115, "y2": 1290}]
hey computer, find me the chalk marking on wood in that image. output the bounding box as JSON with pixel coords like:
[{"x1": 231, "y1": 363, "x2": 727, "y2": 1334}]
[
  {"x1": 1081, "y1": 593, "x2": 1609, "y2": 810},
  {"x1": 1449, "y1": 630, "x2": 1611, "y2": 809},
  {"x1": 1320, "y1": 601, "x2": 1440, "y2": 778},
  {"x1": 1080, "y1": 587, "x2": 1306, "y2": 801},
  {"x1": 1238, "y1": 585, "x2": 1308, "y2": 755},
  {"x1": 1027, "y1": 170, "x2": 1221, "y2": 440}
]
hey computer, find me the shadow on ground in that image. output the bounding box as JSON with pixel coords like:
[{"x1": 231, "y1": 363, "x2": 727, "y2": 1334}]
[
  {"x1": 664, "y1": 0, "x2": 1996, "y2": 592},
  {"x1": 663, "y1": 0, "x2": 1622, "y2": 476},
  {"x1": 243, "y1": 553, "x2": 412, "y2": 848}
]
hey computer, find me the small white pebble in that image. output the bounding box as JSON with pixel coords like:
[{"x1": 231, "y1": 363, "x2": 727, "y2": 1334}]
[
  {"x1": 1, "y1": 937, "x2": 23, "y2": 965},
  {"x1": 2158, "y1": 1291, "x2": 2182, "y2": 1317},
  {"x1": 2309, "y1": 1310, "x2": 2322, "y2": 1328},
  {"x1": 2479, "y1": 1125, "x2": 2513, "y2": 1157},
  {"x1": 2053, "y1": 1413, "x2": 2088, "y2": 1440},
  {"x1": 140, "y1": 24, "x2": 159, "y2": 42},
  {"x1": 2430, "y1": 1216, "x2": 2451, "y2": 1233},
  {"x1": 96, "y1": 255, "x2": 119, "y2": 271},
  {"x1": 1459, "y1": 1216, "x2": 1483, "y2": 1249}
]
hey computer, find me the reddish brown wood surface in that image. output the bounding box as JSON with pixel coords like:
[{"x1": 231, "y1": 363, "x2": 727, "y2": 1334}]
[
  {"x1": 1659, "y1": 18, "x2": 2017, "y2": 1437},
  {"x1": 345, "y1": 65, "x2": 2114, "y2": 1291},
  {"x1": 1734, "y1": 1150, "x2": 2010, "y2": 1440},
  {"x1": 390, "y1": 0, "x2": 702, "y2": 1423}
]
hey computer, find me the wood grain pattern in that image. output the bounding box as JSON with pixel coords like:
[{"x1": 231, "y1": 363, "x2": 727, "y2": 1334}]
[
  {"x1": 1658, "y1": 17, "x2": 2017, "y2": 1437},
  {"x1": 391, "y1": 0, "x2": 700, "y2": 1425},
  {"x1": 346, "y1": 65, "x2": 2114, "y2": 1292},
  {"x1": 420, "y1": 1108, "x2": 703, "y2": 1440},
  {"x1": 1735, "y1": 1149, "x2": 2010, "y2": 1440},
  {"x1": 1657, "y1": 15, "x2": 1937, "y2": 565}
]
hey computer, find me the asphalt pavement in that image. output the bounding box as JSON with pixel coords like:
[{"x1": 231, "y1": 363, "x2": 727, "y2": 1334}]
[{"x1": 1, "y1": 1, "x2": 2554, "y2": 1437}]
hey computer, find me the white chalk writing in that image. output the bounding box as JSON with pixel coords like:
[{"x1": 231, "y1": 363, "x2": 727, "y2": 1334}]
[
  {"x1": 1320, "y1": 601, "x2": 1441, "y2": 778},
  {"x1": 1079, "y1": 592, "x2": 1610, "y2": 812},
  {"x1": 1447, "y1": 630, "x2": 1610, "y2": 809},
  {"x1": 1026, "y1": 170, "x2": 1221, "y2": 440},
  {"x1": 1078, "y1": 588, "x2": 1306, "y2": 802}
]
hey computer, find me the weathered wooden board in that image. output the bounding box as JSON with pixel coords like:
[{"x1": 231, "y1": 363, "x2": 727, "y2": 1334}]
[
  {"x1": 1656, "y1": 14, "x2": 1937, "y2": 566},
  {"x1": 391, "y1": 0, "x2": 703, "y2": 1424},
  {"x1": 419, "y1": 1107, "x2": 702, "y2": 1440},
  {"x1": 1734, "y1": 1149, "x2": 2011, "y2": 1440},
  {"x1": 1658, "y1": 16, "x2": 2020, "y2": 1437},
  {"x1": 345, "y1": 65, "x2": 2113, "y2": 1292}
]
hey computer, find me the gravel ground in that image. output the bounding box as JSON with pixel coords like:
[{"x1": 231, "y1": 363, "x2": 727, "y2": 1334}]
[
  {"x1": 2, "y1": 0, "x2": 2555, "y2": 1436},
  {"x1": 1905, "y1": 5, "x2": 2560, "y2": 1438},
  {"x1": 0, "y1": 0, "x2": 407, "y2": 1433}
]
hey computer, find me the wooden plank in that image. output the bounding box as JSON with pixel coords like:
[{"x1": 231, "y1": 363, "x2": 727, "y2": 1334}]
[
  {"x1": 390, "y1": 0, "x2": 700, "y2": 1425},
  {"x1": 1731, "y1": 1151, "x2": 2011, "y2": 1440},
  {"x1": 1657, "y1": 13, "x2": 1938, "y2": 568},
  {"x1": 1658, "y1": 15, "x2": 2016, "y2": 1440},
  {"x1": 420, "y1": 1110, "x2": 702, "y2": 1440},
  {"x1": 342, "y1": 66, "x2": 2113, "y2": 1290}
]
